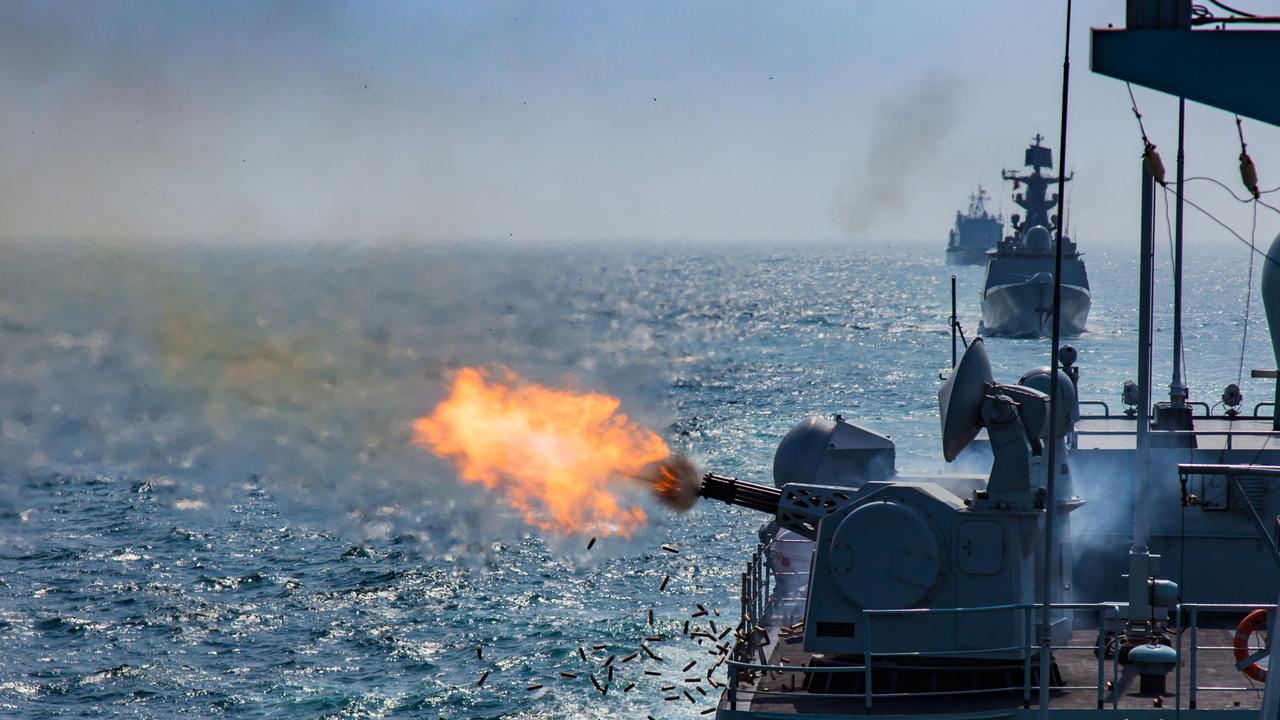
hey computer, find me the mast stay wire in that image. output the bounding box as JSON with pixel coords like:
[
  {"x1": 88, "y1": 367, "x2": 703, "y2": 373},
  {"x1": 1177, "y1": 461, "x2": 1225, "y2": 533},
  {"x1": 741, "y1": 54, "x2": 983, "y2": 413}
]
[
  {"x1": 1127, "y1": 83, "x2": 1167, "y2": 184},
  {"x1": 1184, "y1": 175, "x2": 1280, "y2": 215},
  {"x1": 1204, "y1": 0, "x2": 1256, "y2": 17},
  {"x1": 1123, "y1": 89, "x2": 1278, "y2": 269},
  {"x1": 1160, "y1": 186, "x2": 1192, "y2": 389},
  {"x1": 1239, "y1": 199, "x2": 1259, "y2": 386}
]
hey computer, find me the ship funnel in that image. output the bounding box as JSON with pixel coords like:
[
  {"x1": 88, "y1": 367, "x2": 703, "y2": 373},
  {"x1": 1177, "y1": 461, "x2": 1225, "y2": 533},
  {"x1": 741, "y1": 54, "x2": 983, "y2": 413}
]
[{"x1": 1262, "y1": 231, "x2": 1280, "y2": 428}]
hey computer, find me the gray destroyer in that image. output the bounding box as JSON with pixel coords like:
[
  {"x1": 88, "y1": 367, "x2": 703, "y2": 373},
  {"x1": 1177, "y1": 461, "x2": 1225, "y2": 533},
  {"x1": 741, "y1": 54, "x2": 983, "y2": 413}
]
[
  {"x1": 946, "y1": 186, "x2": 1003, "y2": 265},
  {"x1": 981, "y1": 135, "x2": 1090, "y2": 337}
]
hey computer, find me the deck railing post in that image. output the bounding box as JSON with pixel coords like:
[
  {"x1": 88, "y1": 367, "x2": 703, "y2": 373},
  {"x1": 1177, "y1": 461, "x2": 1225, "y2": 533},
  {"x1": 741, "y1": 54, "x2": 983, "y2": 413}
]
[
  {"x1": 1190, "y1": 607, "x2": 1198, "y2": 709},
  {"x1": 1175, "y1": 603, "x2": 1183, "y2": 712},
  {"x1": 1096, "y1": 606, "x2": 1106, "y2": 709},
  {"x1": 1112, "y1": 605, "x2": 1120, "y2": 710},
  {"x1": 1024, "y1": 605, "x2": 1033, "y2": 708},
  {"x1": 863, "y1": 615, "x2": 873, "y2": 710},
  {"x1": 729, "y1": 662, "x2": 738, "y2": 710}
]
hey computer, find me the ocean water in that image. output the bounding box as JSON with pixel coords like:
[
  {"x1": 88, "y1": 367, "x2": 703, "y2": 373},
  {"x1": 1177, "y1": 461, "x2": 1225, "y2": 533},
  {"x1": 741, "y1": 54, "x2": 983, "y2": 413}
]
[{"x1": 0, "y1": 238, "x2": 1272, "y2": 718}]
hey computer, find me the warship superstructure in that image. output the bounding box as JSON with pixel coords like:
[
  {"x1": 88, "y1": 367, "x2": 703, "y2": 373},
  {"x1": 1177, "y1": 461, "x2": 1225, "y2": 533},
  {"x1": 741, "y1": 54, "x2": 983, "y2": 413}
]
[
  {"x1": 947, "y1": 187, "x2": 1004, "y2": 265},
  {"x1": 693, "y1": 2, "x2": 1280, "y2": 718},
  {"x1": 980, "y1": 136, "x2": 1091, "y2": 337}
]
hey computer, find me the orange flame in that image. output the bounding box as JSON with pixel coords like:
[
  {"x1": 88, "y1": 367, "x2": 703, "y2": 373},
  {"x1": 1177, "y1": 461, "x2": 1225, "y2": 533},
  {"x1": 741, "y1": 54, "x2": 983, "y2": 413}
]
[{"x1": 412, "y1": 367, "x2": 670, "y2": 537}]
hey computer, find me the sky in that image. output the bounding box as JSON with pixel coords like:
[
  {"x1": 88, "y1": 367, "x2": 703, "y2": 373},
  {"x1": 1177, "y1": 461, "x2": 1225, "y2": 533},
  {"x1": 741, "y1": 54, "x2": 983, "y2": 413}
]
[{"x1": 0, "y1": 0, "x2": 1278, "y2": 246}]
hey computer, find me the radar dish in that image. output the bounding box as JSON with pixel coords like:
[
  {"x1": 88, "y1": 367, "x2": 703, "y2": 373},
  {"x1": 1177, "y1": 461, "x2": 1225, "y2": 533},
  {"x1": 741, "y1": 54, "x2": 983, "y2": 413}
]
[{"x1": 939, "y1": 338, "x2": 994, "y2": 461}]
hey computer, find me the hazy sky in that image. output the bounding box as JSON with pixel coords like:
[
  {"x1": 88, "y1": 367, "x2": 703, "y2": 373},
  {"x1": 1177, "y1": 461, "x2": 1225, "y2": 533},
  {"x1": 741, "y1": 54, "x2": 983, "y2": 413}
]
[{"x1": 1, "y1": 0, "x2": 1277, "y2": 245}]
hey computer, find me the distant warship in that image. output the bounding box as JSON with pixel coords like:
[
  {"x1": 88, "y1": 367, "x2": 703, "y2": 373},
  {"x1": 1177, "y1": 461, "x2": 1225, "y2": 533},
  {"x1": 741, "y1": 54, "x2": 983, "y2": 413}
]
[
  {"x1": 980, "y1": 135, "x2": 1091, "y2": 337},
  {"x1": 945, "y1": 186, "x2": 1003, "y2": 265}
]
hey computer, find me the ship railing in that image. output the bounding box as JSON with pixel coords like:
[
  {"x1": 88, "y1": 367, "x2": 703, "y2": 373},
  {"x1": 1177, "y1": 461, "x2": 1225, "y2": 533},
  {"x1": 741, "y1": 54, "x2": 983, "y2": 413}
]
[
  {"x1": 1180, "y1": 603, "x2": 1277, "y2": 709},
  {"x1": 726, "y1": 591, "x2": 1277, "y2": 713},
  {"x1": 1078, "y1": 403, "x2": 1269, "y2": 421},
  {"x1": 732, "y1": 599, "x2": 1121, "y2": 712},
  {"x1": 1074, "y1": 428, "x2": 1280, "y2": 453},
  {"x1": 1078, "y1": 400, "x2": 1111, "y2": 416}
]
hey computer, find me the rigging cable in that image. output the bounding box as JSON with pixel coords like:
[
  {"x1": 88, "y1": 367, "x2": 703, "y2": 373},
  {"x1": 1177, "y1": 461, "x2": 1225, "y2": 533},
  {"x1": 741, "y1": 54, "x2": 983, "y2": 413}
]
[
  {"x1": 1183, "y1": 175, "x2": 1280, "y2": 216},
  {"x1": 1161, "y1": 185, "x2": 1191, "y2": 389},
  {"x1": 1238, "y1": 200, "x2": 1259, "y2": 386},
  {"x1": 1233, "y1": 116, "x2": 1262, "y2": 387},
  {"x1": 1127, "y1": 83, "x2": 1167, "y2": 184},
  {"x1": 1205, "y1": 0, "x2": 1257, "y2": 16},
  {"x1": 1038, "y1": 2, "x2": 1072, "y2": 718}
]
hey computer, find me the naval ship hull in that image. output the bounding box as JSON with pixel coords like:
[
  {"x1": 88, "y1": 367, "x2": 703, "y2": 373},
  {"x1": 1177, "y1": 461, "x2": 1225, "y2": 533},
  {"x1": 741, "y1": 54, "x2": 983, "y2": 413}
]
[
  {"x1": 945, "y1": 246, "x2": 989, "y2": 266},
  {"x1": 981, "y1": 280, "x2": 1089, "y2": 336}
]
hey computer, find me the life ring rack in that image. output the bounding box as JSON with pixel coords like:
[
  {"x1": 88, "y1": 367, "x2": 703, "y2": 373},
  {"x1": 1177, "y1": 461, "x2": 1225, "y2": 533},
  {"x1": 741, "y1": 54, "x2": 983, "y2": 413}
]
[{"x1": 1233, "y1": 608, "x2": 1271, "y2": 682}]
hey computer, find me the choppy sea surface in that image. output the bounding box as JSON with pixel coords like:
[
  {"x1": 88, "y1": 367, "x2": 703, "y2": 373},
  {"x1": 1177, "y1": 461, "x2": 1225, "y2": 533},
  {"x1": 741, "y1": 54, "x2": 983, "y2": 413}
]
[{"x1": 0, "y1": 238, "x2": 1271, "y2": 718}]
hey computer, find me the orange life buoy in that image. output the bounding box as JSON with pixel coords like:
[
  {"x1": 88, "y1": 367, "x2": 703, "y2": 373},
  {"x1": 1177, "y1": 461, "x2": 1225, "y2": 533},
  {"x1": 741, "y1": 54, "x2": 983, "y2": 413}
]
[{"x1": 1233, "y1": 609, "x2": 1270, "y2": 682}]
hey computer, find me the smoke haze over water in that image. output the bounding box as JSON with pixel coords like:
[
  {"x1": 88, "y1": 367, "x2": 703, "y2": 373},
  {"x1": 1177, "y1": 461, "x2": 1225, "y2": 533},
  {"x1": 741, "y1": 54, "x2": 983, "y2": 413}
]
[
  {"x1": 836, "y1": 75, "x2": 963, "y2": 236},
  {"x1": 4, "y1": 1, "x2": 1277, "y2": 245}
]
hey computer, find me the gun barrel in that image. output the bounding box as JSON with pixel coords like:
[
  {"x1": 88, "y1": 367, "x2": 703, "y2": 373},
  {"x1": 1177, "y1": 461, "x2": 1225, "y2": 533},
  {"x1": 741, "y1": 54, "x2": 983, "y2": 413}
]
[{"x1": 699, "y1": 473, "x2": 782, "y2": 515}]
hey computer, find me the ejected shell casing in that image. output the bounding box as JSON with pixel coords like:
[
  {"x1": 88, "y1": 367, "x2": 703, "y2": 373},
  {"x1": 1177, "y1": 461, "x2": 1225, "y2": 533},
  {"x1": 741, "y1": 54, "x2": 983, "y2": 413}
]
[
  {"x1": 603, "y1": 654, "x2": 615, "y2": 667},
  {"x1": 708, "y1": 620, "x2": 718, "y2": 634},
  {"x1": 712, "y1": 608, "x2": 719, "y2": 617},
  {"x1": 659, "y1": 575, "x2": 670, "y2": 591},
  {"x1": 623, "y1": 683, "x2": 635, "y2": 693},
  {"x1": 607, "y1": 666, "x2": 613, "y2": 682},
  {"x1": 696, "y1": 685, "x2": 707, "y2": 696},
  {"x1": 684, "y1": 677, "x2": 701, "y2": 683},
  {"x1": 644, "y1": 635, "x2": 663, "y2": 642},
  {"x1": 644, "y1": 669, "x2": 662, "y2": 676},
  {"x1": 664, "y1": 695, "x2": 679, "y2": 701},
  {"x1": 622, "y1": 652, "x2": 639, "y2": 663},
  {"x1": 590, "y1": 674, "x2": 605, "y2": 694},
  {"x1": 476, "y1": 670, "x2": 490, "y2": 686},
  {"x1": 683, "y1": 620, "x2": 690, "y2": 635},
  {"x1": 476, "y1": 645, "x2": 483, "y2": 660},
  {"x1": 682, "y1": 660, "x2": 696, "y2": 672},
  {"x1": 592, "y1": 643, "x2": 608, "y2": 650},
  {"x1": 718, "y1": 627, "x2": 731, "y2": 640},
  {"x1": 691, "y1": 609, "x2": 707, "y2": 618},
  {"x1": 696, "y1": 603, "x2": 707, "y2": 614},
  {"x1": 684, "y1": 690, "x2": 695, "y2": 702},
  {"x1": 560, "y1": 671, "x2": 578, "y2": 678},
  {"x1": 642, "y1": 644, "x2": 662, "y2": 661},
  {"x1": 578, "y1": 646, "x2": 587, "y2": 661},
  {"x1": 526, "y1": 684, "x2": 543, "y2": 691},
  {"x1": 701, "y1": 708, "x2": 716, "y2": 715},
  {"x1": 648, "y1": 608, "x2": 654, "y2": 625},
  {"x1": 587, "y1": 536, "x2": 597, "y2": 550},
  {"x1": 661, "y1": 683, "x2": 676, "y2": 690},
  {"x1": 661, "y1": 544, "x2": 678, "y2": 553}
]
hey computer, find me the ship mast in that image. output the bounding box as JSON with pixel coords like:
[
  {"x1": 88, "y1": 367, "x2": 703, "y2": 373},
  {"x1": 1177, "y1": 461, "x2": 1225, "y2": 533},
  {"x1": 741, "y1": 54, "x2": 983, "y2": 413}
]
[{"x1": 1003, "y1": 134, "x2": 1073, "y2": 233}]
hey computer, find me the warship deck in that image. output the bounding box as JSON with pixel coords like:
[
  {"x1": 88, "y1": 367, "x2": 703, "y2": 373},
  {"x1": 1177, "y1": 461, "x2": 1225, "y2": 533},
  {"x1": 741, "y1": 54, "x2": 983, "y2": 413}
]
[{"x1": 722, "y1": 628, "x2": 1264, "y2": 717}]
